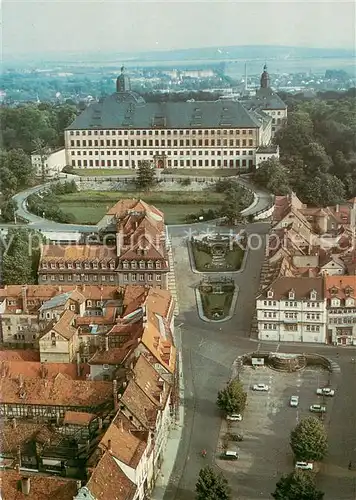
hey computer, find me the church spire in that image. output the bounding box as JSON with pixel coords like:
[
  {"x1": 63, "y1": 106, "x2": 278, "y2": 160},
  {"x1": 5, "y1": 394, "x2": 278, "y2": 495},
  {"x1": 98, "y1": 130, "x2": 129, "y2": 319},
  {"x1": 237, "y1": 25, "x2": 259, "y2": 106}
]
[
  {"x1": 116, "y1": 65, "x2": 131, "y2": 92},
  {"x1": 260, "y1": 63, "x2": 270, "y2": 89}
]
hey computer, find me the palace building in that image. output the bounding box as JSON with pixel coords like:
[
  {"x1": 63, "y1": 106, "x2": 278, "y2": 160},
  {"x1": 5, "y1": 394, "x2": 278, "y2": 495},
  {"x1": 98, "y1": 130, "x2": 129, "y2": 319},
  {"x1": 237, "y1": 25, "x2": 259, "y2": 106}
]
[{"x1": 65, "y1": 65, "x2": 286, "y2": 171}]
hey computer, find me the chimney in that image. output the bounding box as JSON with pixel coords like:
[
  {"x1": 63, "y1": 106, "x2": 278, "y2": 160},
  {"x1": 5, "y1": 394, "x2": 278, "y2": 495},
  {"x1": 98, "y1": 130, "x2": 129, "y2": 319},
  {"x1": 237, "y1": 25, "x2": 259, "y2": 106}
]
[
  {"x1": 81, "y1": 284, "x2": 86, "y2": 292},
  {"x1": 335, "y1": 204, "x2": 339, "y2": 213},
  {"x1": 118, "y1": 419, "x2": 124, "y2": 432},
  {"x1": 113, "y1": 379, "x2": 118, "y2": 411},
  {"x1": 105, "y1": 336, "x2": 109, "y2": 351},
  {"x1": 76, "y1": 352, "x2": 81, "y2": 377},
  {"x1": 17, "y1": 445, "x2": 22, "y2": 468},
  {"x1": 98, "y1": 417, "x2": 103, "y2": 430},
  {"x1": 12, "y1": 418, "x2": 17, "y2": 429},
  {"x1": 21, "y1": 285, "x2": 28, "y2": 314},
  {"x1": 21, "y1": 477, "x2": 30, "y2": 495},
  {"x1": 107, "y1": 439, "x2": 112, "y2": 452}
]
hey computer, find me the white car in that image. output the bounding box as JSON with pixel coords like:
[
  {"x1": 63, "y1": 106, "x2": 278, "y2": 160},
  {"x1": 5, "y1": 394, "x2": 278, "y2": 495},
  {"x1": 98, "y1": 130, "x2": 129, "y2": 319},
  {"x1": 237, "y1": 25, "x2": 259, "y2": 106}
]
[
  {"x1": 310, "y1": 404, "x2": 326, "y2": 413},
  {"x1": 252, "y1": 383, "x2": 269, "y2": 392},
  {"x1": 290, "y1": 395, "x2": 299, "y2": 407},
  {"x1": 226, "y1": 413, "x2": 242, "y2": 421},
  {"x1": 295, "y1": 461, "x2": 313, "y2": 470},
  {"x1": 316, "y1": 388, "x2": 335, "y2": 397}
]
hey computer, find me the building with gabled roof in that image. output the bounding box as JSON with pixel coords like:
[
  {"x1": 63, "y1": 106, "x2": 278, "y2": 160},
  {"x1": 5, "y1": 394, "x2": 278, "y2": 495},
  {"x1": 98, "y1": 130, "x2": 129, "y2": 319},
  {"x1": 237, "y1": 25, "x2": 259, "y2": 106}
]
[
  {"x1": 38, "y1": 199, "x2": 169, "y2": 289},
  {"x1": 256, "y1": 276, "x2": 327, "y2": 343},
  {"x1": 64, "y1": 65, "x2": 283, "y2": 172}
]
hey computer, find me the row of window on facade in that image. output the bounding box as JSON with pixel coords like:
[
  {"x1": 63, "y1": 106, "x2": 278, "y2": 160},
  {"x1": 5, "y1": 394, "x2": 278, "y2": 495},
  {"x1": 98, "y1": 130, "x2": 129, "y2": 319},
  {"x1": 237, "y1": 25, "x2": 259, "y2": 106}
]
[
  {"x1": 262, "y1": 300, "x2": 321, "y2": 308},
  {"x1": 267, "y1": 290, "x2": 318, "y2": 301},
  {"x1": 263, "y1": 311, "x2": 322, "y2": 320},
  {"x1": 42, "y1": 261, "x2": 162, "y2": 270},
  {"x1": 69, "y1": 138, "x2": 256, "y2": 148},
  {"x1": 71, "y1": 149, "x2": 255, "y2": 157},
  {"x1": 262, "y1": 323, "x2": 321, "y2": 332},
  {"x1": 42, "y1": 273, "x2": 162, "y2": 282},
  {"x1": 72, "y1": 158, "x2": 254, "y2": 168},
  {"x1": 68, "y1": 128, "x2": 256, "y2": 137}
]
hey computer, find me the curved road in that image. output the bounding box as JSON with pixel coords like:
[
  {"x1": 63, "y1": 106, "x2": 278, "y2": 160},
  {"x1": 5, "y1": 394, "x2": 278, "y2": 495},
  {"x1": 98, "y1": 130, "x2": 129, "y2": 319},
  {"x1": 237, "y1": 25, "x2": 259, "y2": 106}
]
[{"x1": 7, "y1": 174, "x2": 273, "y2": 235}]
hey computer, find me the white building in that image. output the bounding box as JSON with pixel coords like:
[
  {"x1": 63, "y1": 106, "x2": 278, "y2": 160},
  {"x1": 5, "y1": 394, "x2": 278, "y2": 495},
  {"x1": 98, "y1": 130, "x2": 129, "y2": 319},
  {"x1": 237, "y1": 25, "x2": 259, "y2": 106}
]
[
  {"x1": 64, "y1": 65, "x2": 286, "y2": 171},
  {"x1": 256, "y1": 277, "x2": 327, "y2": 343},
  {"x1": 255, "y1": 145, "x2": 280, "y2": 169},
  {"x1": 31, "y1": 147, "x2": 66, "y2": 178}
]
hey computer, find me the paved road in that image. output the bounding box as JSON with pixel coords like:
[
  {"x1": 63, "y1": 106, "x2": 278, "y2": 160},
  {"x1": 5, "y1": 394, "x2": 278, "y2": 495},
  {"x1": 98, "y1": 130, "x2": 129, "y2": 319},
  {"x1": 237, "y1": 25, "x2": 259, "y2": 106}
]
[
  {"x1": 165, "y1": 222, "x2": 356, "y2": 500},
  {"x1": 4, "y1": 174, "x2": 273, "y2": 234}
]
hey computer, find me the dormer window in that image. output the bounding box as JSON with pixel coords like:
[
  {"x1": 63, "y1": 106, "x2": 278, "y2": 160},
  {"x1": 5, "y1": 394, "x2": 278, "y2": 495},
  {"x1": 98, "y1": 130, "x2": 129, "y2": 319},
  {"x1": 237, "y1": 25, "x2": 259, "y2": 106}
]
[
  {"x1": 50, "y1": 263, "x2": 56, "y2": 269},
  {"x1": 84, "y1": 262, "x2": 90, "y2": 269},
  {"x1": 93, "y1": 262, "x2": 98, "y2": 269},
  {"x1": 147, "y1": 261, "x2": 153, "y2": 269},
  {"x1": 156, "y1": 261, "x2": 161, "y2": 269},
  {"x1": 345, "y1": 287, "x2": 353, "y2": 296},
  {"x1": 139, "y1": 261, "x2": 145, "y2": 269},
  {"x1": 109, "y1": 262, "x2": 115, "y2": 270},
  {"x1": 267, "y1": 290, "x2": 274, "y2": 299},
  {"x1": 330, "y1": 287, "x2": 338, "y2": 295},
  {"x1": 59, "y1": 262, "x2": 65, "y2": 269},
  {"x1": 131, "y1": 261, "x2": 137, "y2": 269},
  {"x1": 67, "y1": 262, "x2": 73, "y2": 269},
  {"x1": 288, "y1": 289, "x2": 295, "y2": 300},
  {"x1": 87, "y1": 300, "x2": 92, "y2": 307},
  {"x1": 101, "y1": 262, "x2": 107, "y2": 269},
  {"x1": 75, "y1": 262, "x2": 81, "y2": 269},
  {"x1": 310, "y1": 290, "x2": 317, "y2": 300},
  {"x1": 123, "y1": 261, "x2": 129, "y2": 269},
  {"x1": 42, "y1": 263, "x2": 48, "y2": 269}
]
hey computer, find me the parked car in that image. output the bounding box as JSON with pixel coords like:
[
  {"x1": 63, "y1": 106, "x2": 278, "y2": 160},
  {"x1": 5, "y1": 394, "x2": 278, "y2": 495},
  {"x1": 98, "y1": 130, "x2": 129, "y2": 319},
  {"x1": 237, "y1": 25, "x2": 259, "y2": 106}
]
[
  {"x1": 295, "y1": 461, "x2": 313, "y2": 470},
  {"x1": 229, "y1": 433, "x2": 244, "y2": 442},
  {"x1": 220, "y1": 451, "x2": 239, "y2": 460},
  {"x1": 226, "y1": 413, "x2": 242, "y2": 421},
  {"x1": 252, "y1": 383, "x2": 269, "y2": 392},
  {"x1": 310, "y1": 404, "x2": 326, "y2": 413},
  {"x1": 290, "y1": 395, "x2": 299, "y2": 407},
  {"x1": 316, "y1": 387, "x2": 335, "y2": 397}
]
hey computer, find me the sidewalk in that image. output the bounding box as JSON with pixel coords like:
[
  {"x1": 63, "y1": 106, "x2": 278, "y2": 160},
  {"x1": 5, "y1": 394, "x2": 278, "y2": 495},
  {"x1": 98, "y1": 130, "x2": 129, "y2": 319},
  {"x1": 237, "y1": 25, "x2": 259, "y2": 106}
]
[{"x1": 151, "y1": 326, "x2": 185, "y2": 500}]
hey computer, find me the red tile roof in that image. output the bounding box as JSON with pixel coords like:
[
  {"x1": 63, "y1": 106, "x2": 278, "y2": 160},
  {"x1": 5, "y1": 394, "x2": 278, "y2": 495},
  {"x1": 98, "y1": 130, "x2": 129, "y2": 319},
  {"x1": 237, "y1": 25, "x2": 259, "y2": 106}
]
[
  {"x1": 0, "y1": 350, "x2": 40, "y2": 362},
  {"x1": 0, "y1": 470, "x2": 78, "y2": 500},
  {"x1": 63, "y1": 411, "x2": 96, "y2": 425},
  {"x1": 0, "y1": 373, "x2": 113, "y2": 407},
  {"x1": 86, "y1": 451, "x2": 136, "y2": 500},
  {"x1": 0, "y1": 361, "x2": 89, "y2": 380}
]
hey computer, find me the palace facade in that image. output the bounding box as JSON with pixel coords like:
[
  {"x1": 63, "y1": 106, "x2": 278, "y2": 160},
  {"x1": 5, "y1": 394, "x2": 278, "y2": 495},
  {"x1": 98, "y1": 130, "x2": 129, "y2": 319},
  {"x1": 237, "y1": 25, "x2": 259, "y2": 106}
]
[{"x1": 65, "y1": 65, "x2": 286, "y2": 171}]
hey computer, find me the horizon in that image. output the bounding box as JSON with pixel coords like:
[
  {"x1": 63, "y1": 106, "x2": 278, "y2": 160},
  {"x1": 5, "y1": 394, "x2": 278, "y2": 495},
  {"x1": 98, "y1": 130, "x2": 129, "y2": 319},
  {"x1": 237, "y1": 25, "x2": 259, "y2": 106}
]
[{"x1": 3, "y1": 0, "x2": 355, "y2": 59}]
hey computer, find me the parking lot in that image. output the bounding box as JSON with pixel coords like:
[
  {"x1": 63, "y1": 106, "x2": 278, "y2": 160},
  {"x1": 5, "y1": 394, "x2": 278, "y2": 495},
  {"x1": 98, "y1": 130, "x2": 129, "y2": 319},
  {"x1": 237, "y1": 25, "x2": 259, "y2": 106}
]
[{"x1": 216, "y1": 365, "x2": 332, "y2": 499}]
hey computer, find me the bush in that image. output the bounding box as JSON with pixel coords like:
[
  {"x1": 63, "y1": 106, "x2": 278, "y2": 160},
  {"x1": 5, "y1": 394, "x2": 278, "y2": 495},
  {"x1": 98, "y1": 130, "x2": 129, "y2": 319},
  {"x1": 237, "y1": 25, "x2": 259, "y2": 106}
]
[
  {"x1": 179, "y1": 177, "x2": 191, "y2": 186},
  {"x1": 62, "y1": 165, "x2": 74, "y2": 174}
]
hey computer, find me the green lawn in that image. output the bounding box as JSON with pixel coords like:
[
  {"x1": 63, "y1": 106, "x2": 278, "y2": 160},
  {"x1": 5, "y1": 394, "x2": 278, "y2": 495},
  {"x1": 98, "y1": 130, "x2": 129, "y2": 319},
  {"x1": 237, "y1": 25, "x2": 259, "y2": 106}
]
[
  {"x1": 200, "y1": 289, "x2": 235, "y2": 320},
  {"x1": 163, "y1": 168, "x2": 239, "y2": 177},
  {"x1": 72, "y1": 168, "x2": 136, "y2": 176},
  {"x1": 56, "y1": 190, "x2": 223, "y2": 225}
]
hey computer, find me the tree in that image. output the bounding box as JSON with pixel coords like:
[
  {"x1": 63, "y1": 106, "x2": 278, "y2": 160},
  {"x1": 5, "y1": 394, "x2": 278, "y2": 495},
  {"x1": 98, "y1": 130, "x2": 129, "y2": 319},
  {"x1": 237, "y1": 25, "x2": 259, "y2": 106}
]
[
  {"x1": 2, "y1": 228, "x2": 44, "y2": 285},
  {"x1": 0, "y1": 198, "x2": 18, "y2": 222},
  {"x1": 275, "y1": 110, "x2": 314, "y2": 158},
  {"x1": 135, "y1": 160, "x2": 157, "y2": 191},
  {"x1": 195, "y1": 466, "x2": 231, "y2": 500},
  {"x1": 272, "y1": 470, "x2": 324, "y2": 500},
  {"x1": 301, "y1": 173, "x2": 345, "y2": 207},
  {"x1": 32, "y1": 137, "x2": 51, "y2": 182},
  {"x1": 0, "y1": 148, "x2": 35, "y2": 195},
  {"x1": 217, "y1": 380, "x2": 247, "y2": 415},
  {"x1": 254, "y1": 158, "x2": 291, "y2": 195},
  {"x1": 290, "y1": 417, "x2": 328, "y2": 462}
]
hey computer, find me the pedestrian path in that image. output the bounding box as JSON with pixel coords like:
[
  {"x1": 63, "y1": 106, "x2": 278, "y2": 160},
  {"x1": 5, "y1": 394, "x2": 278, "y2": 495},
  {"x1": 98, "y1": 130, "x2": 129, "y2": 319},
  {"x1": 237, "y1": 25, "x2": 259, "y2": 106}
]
[{"x1": 167, "y1": 241, "x2": 179, "y2": 316}]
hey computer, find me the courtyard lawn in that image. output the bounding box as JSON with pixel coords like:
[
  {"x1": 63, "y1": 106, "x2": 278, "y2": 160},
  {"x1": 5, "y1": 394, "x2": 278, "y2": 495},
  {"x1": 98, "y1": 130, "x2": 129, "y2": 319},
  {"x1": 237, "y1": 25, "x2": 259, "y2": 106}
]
[
  {"x1": 72, "y1": 168, "x2": 136, "y2": 176},
  {"x1": 200, "y1": 289, "x2": 234, "y2": 320},
  {"x1": 163, "y1": 168, "x2": 239, "y2": 177},
  {"x1": 56, "y1": 190, "x2": 223, "y2": 225}
]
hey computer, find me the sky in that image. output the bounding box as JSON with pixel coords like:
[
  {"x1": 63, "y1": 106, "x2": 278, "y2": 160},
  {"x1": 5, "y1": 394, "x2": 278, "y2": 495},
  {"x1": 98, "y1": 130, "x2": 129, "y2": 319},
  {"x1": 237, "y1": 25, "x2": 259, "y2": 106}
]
[{"x1": 2, "y1": 0, "x2": 355, "y2": 58}]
